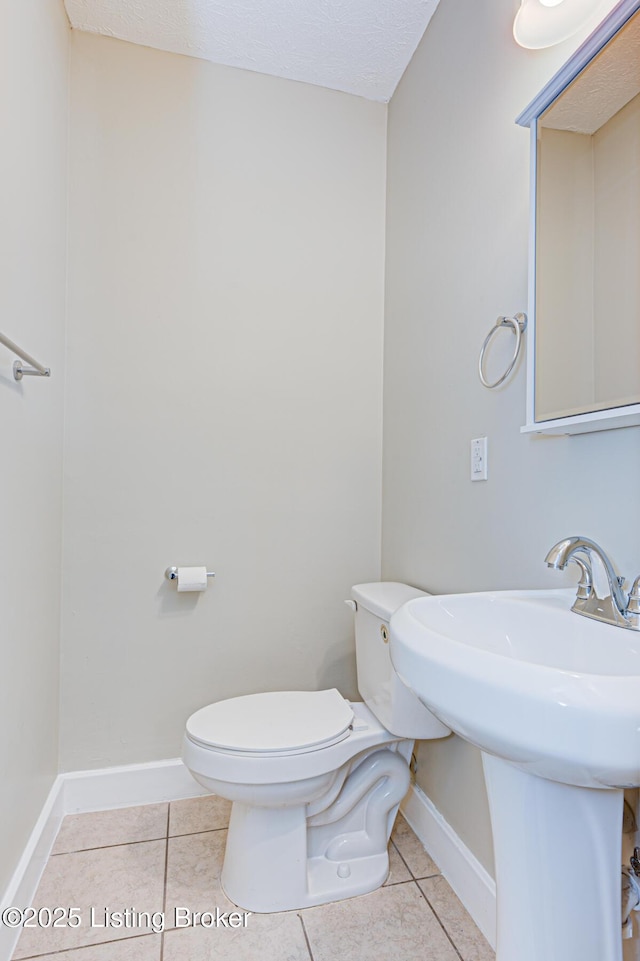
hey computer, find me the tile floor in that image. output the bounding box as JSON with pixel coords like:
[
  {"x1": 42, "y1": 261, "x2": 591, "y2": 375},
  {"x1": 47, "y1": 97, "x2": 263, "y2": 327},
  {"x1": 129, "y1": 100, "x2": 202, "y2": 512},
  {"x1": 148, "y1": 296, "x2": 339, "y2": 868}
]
[{"x1": 12, "y1": 796, "x2": 494, "y2": 961}]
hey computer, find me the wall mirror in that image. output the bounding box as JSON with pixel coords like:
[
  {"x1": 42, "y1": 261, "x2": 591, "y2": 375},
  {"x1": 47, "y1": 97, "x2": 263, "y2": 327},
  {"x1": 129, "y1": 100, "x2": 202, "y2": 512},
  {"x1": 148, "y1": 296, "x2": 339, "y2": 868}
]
[{"x1": 517, "y1": 0, "x2": 640, "y2": 435}]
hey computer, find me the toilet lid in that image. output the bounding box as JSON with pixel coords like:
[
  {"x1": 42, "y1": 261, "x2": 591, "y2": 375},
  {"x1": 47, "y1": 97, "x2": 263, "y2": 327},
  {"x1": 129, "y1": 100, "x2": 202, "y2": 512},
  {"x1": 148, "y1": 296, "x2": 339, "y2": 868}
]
[{"x1": 186, "y1": 689, "x2": 354, "y2": 756}]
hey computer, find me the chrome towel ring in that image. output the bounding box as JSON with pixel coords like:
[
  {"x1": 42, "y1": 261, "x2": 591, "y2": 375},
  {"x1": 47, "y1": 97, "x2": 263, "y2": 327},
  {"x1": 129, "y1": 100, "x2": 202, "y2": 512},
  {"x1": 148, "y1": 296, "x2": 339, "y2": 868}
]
[{"x1": 478, "y1": 312, "x2": 527, "y2": 389}]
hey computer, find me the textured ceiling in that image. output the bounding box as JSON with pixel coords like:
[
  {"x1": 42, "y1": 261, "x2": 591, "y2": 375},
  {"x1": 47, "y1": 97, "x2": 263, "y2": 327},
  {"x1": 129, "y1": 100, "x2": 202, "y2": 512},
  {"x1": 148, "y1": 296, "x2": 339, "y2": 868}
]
[{"x1": 63, "y1": 0, "x2": 441, "y2": 102}]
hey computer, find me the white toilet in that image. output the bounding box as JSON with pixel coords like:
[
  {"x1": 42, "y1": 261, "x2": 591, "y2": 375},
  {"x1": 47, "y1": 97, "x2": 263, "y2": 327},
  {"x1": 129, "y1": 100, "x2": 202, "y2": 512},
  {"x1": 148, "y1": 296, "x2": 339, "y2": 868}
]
[{"x1": 182, "y1": 582, "x2": 450, "y2": 912}]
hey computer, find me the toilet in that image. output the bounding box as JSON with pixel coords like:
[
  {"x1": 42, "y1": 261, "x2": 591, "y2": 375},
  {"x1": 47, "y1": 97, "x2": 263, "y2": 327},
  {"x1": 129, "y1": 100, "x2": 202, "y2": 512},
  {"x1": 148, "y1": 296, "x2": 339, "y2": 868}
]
[{"x1": 182, "y1": 582, "x2": 450, "y2": 912}]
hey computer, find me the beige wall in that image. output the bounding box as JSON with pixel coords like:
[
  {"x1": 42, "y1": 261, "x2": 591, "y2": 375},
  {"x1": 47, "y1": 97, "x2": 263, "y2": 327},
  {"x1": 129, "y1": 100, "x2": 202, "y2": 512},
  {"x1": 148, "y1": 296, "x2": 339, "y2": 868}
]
[
  {"x1": 0, "y1": 0, "x2": 69, "y2": 893},
  {"x1": 536, "y1": 128, "x2": 595, "y2": 419},
  {"x1": 61, "y1": 33, "x2": 387, "y2": 770},
  {"x1": 6, "y1": 0, "x2": 637, "y2": 896},
  {"x1": 536, "y1": 94, "x2": 640, "y2": 419},
  {"x1": 383, "y1": 0, "x2": 640, "y2": 875},
  {"x1": 593, "y1": 92, "x2": 640, "y2": 406}
]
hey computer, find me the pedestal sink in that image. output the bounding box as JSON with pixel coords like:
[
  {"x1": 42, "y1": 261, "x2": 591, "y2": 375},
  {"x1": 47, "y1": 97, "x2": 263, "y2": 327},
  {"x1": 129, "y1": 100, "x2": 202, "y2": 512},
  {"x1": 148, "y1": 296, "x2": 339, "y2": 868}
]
[{"x1": 390, "y1": 588, "x2": 640, "y2": 961}]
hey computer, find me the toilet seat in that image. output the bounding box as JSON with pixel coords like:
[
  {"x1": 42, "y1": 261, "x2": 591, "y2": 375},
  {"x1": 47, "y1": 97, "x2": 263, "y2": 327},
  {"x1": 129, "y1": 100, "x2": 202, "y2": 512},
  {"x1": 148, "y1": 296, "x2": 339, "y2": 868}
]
[
  {"x1": 184, "y1": 700, "x2": 402, "y2": 787},
  {"x1": 186, "y1": 688, "x2": 355, "y2": 757}
]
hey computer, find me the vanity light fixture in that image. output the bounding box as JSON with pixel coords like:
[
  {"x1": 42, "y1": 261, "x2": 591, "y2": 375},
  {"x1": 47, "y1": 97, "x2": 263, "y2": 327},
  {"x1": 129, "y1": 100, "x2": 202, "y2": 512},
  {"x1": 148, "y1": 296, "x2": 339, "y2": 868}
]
[{"x1": 513, "y1": 0, "x2": 607, "y2": 48}]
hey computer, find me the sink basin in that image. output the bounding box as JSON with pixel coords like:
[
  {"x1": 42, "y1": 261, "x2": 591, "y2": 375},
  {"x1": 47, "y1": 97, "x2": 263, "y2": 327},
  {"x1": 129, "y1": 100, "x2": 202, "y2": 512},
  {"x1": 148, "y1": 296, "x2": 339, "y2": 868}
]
[
  {"x1": 390, "y1": 587, "x2": 640, "y2": 789},
  {"x1": 390, "y1": 587, "x2": 640, "y2": 961}
]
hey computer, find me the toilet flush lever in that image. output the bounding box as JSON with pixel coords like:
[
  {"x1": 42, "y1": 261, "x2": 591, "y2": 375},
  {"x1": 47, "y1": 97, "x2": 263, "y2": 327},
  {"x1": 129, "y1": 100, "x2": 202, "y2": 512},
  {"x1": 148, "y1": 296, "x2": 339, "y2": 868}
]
[{"x1": 344, "y1": 600, "x2": 357, "y2": 612}]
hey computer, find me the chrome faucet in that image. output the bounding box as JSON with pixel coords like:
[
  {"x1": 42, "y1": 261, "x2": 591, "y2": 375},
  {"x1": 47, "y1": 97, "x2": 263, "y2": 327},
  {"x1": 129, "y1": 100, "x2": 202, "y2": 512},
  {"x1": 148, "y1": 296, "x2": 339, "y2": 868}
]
[{"x1": 545, "y1": 536, "x2": 640, "y2": 631}]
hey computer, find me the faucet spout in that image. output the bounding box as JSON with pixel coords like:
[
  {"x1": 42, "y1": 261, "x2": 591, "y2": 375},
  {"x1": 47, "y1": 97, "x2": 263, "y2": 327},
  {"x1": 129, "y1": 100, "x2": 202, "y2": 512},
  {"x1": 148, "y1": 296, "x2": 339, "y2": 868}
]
[
  {"x1": 545, "y1": 536, "x2": 632, "y2": 627},
  {"x1": 546, "y1": 536, "x2": 626, "y2": 612},
  {"x1": 545, "y1": 536, "x2": 587, "y2": 571}
]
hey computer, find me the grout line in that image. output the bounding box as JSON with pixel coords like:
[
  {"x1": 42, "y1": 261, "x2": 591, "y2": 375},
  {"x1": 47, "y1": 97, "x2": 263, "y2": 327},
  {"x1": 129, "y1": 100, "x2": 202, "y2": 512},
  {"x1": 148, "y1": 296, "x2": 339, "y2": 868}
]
[
  {"x1": 14, "y1": 931, "x2": 156, "y2": 960},
  {"x1": 298, "y1": 913, "x2": 315, "y2": 961},
  {"x1": 160, "y1": 806, "x2": 171, "y2": 961},
  {"x1": 390, "y1": 838, "x2": 415, "y2": 878},
  {"x1": 415, "y1": 881, "x2": 464, "y2": 961},
  {"x1": 385, "y1": 876, "x2": 420, "y2": 887},
  {"x1": 392, "y1": 820, "x2": 442, "y2": 882},
  {"x1": 51, "y1": 835, "x2": 168, "y2": 856},
  {"x1": 52, "y1": 826, "x2": 229, "y2": 857},
  {"x1": 167, "y1": 826, "x2": 228, "y2": 840}
]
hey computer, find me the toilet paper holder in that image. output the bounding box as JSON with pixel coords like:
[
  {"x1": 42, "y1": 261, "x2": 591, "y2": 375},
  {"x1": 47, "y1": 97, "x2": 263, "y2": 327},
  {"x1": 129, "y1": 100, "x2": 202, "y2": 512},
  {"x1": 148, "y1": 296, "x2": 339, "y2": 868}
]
[{"x1": 165, "y1": 567, "x2": 216, "y2": 581}]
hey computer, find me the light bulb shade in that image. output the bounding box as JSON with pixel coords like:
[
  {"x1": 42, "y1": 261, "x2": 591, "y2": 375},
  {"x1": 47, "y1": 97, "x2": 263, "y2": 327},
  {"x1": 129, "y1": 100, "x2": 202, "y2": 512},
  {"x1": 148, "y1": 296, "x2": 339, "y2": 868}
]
[{"x1": 514, "y1": 0, "x2": 607, "y2": 48}]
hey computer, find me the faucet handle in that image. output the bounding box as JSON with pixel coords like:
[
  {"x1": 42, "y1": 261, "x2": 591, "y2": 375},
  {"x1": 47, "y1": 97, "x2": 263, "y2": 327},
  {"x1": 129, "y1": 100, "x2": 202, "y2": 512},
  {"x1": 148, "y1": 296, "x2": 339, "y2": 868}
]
[
  {"x1": 573, "y1": 557, "x2": 593, "y2": 600},
  {"x1": 627, "y1": 576, "x2": 640, "y2": 616}
]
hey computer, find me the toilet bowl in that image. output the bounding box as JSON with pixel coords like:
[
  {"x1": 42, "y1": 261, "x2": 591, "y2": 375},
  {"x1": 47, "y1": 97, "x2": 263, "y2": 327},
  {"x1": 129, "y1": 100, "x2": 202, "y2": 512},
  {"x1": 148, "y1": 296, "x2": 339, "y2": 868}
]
[{"x1": 182, "y1": 582, "x2": 450, "y2": 912}]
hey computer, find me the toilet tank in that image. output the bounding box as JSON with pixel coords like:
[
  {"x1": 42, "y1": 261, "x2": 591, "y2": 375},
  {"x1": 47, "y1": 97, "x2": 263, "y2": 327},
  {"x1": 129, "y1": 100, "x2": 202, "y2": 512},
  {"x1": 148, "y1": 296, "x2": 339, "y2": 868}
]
[{"x1": 351, "y1": 582, "x2": 450, "y2": 739}]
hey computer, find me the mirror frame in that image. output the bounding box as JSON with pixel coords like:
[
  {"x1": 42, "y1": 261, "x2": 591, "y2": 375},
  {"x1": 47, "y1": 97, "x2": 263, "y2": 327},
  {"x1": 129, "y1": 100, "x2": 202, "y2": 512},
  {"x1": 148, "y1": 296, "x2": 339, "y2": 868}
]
[{"x1": 517, "y1": 0, "x2": 640, "y2": 435}]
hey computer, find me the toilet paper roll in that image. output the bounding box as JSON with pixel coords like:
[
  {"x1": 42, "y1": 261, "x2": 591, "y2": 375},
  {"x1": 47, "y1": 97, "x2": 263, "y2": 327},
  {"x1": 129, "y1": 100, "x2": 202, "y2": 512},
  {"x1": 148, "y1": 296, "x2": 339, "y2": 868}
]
[{"x1": 177, "y1": 566, "x2": 208, "y2": 592}]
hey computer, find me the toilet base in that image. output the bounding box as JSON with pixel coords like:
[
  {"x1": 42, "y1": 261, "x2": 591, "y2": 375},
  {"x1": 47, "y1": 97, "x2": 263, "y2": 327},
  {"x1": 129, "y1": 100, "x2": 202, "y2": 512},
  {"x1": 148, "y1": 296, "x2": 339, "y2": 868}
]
[
  {"x1": 221, "y1": 802, "x2": 393, "y2": 912},
  {"x1": 220, "y1": 746, "x2": 411, "y2": 912},
  {"x1": 225, "y1": 851, "x2": 390, "y2": 912}
]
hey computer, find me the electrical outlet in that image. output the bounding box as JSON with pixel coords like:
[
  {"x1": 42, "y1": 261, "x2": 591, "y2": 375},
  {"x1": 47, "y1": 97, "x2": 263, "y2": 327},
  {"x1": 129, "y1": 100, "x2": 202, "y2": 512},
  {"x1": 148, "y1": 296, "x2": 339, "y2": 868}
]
[{"x1": 471, "y1": 437, "x2": 488, "y2": 481}]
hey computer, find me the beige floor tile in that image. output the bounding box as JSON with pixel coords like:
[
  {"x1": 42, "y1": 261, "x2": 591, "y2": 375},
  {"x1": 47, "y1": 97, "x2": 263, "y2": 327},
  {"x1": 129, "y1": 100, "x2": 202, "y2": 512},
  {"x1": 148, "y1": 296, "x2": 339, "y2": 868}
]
[
  {"x1": 391, "y1": 813, "x2": 440, "y2": 879},
  {"x1": 384, "y1": 841, "x2": 412, "y2": 885},
  {"x1": 52, "y1": 804, "x2": 168, "y2": 855},
  {"x1": 301, "y1": 881, "x2": 460, "y2": 961},
  {"x1": 169, "y1": 795, "x2": 231, "y2": 837},
  {"x1": 164, "y1": 831, "x2": 235, "y2": 929},
  {"x1": 419, "y1": 876, "x2": 495, "y2": 961},
  {"x1": 12, "y1": 840, "x2": 166, "y2": 959},
  {"x1": 16, "y1": 933, "x2": 161, "y2": 960},
  {"x1": 163, "y1": 911, "x2": 310, "y2": 961}
]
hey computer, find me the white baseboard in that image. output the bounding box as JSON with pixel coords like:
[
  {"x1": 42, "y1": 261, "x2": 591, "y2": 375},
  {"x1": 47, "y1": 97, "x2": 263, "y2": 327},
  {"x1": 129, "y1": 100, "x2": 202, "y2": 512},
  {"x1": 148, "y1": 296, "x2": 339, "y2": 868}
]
[
  {"x1": 0, "y1": 774, "x2": 66, "y2": 961},
  {"x1": 62, "y1": 757, "x2": 207, "y2": 813},
  {"x1": 0, "y1": 758, "x2": 207, "y2": 961},
  {"x1": 1, "y1": 760, "x2": 496, "y2": 961},
  {"x1": 401, "y1": 782, "x2": 497, "y2": 949}
]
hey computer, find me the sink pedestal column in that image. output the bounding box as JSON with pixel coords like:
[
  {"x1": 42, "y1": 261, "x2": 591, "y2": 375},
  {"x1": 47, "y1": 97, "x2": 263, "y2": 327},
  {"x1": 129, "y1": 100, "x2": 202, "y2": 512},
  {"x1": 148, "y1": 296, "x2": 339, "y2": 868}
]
[{"x1": 482, "y1": 754, "x2": 624, "y2": 961}]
